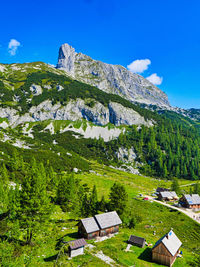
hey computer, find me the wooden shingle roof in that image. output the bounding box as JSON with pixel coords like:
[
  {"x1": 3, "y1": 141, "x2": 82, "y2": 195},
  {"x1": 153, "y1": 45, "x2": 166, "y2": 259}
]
[
  {"x1": 160, "y1": 191, "x2": 178, "y2": 199},
  {"x1": 94, "y1": 211, "x2": 122, "y2": 229},
  {"x1": 80, "y1": 217, "x2": 99, "y2": 233},
  {"x1": 128, "y1": 235, "x2": 145, "y2": 246},
  {"x1": 68, "y1": 238, "x2": 87, "y2": 249}
]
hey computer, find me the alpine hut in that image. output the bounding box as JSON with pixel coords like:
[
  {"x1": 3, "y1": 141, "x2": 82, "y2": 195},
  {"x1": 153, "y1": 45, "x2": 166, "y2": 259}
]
[
  {"x1": 179, "y1": 194, "x2": 200, "y2": 210},
  {"x1": 78, "y1": 217, "x2": 100, "y2": 240},
  {"x1": 158, "y1": 191, "x2": 178, "y2": 201},
  {"x1": 128, "y1": 235, "x2": 146, "y2": 248},
  {"x1": 68, "y1": 238, "x2": 87, "y2": 257},
  {"x1": 78, "y1": 211, "x2": 122, "y2": 239},
  {"x1": 94, "y1": 211, "x2": 122, "y2": 237},
  {"x1": 152, "y1": 230, "x2": 182, "y2": 267}
]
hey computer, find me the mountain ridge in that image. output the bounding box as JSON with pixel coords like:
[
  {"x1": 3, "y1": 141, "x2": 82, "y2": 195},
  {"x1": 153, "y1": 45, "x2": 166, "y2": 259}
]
[{"x1": 57, "y1": 43, "x2": 170, "y2": 108}]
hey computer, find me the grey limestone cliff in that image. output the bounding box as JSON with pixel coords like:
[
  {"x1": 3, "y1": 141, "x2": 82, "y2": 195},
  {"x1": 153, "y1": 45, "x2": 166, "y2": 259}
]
[
  {"x1": 0, "y1": 99, "x2": 153, "y2": 128},
  {"x1": 57, "y1": 43, "x2": 170, "y2": 107}
]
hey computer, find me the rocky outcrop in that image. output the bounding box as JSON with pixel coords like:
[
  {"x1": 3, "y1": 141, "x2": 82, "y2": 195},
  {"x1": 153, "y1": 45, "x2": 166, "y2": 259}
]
[
  {"x1": 60, "y1": 122, "x2": 124, "y2": 141},
  {"x1": 0, "y1": 64, "x2": 5, "y2": 72},
  {"x1": 108, "y1": 102, "x2": 153, "y2": 126},
  {"x1": 57, "y1": 43, "x2": 170, "y2": 107},
  {"x1": 57, "y1": 44, "x2": 76, "y2": 75},
  {"x1": 0, "y1": 99, "x2": 153, "y2": 127},
  {"x1": 116, "y1": 147, "x2": 137, "y2": 163},
  {"x1": 30, "y1": 84, "x2": 42, "y2": 96}
]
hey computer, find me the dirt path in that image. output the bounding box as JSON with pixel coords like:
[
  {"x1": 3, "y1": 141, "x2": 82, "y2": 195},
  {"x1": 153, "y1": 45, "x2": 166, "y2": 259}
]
[
  {"x1": 179, "y1": 182, "x2": 196, "y2": 187},
  {"x1": 87, "y1": 244, "x2": 119, "y2": 267},
  {"x1": 146, "y1": 196, "x2": 200, "y2": 224}
]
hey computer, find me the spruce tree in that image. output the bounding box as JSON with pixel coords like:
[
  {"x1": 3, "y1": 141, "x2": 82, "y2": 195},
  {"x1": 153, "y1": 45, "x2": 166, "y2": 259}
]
[
  {"x1": 171, "y1": 178, "x2": 181, "y2": 195},
  {"x1": 98, "y1": 195, "x2": 106, "y2": 212},
  {"x1": 17, "y1": 161, "x2": 51, "y2": 244},
  {"x1": 193, "y1": 182, "x2": 200, "y2": 194},
  {"x1": 90, "y1": 185, "x2": 98, "y2": 215},
  {"x1": 0, "y1": 164, "x2": 9, "y2": 213},
  {"x1": 56, "y1": 174, "x2": 81, "y2": 212},
  {"x1": 81, "y1": 193, "x2": 90, "y2": 217},
  {"x1": 109, "y1": 183, "x2": 128, "y2": 215}
]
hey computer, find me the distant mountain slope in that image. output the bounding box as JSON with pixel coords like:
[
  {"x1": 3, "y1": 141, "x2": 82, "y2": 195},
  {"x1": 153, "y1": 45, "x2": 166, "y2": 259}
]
[
  {"x1": 57, "y1": 43, "x2": 170, "y2": 108},
  {"x1": 0, "y1": 62, "x2": 156, "y2": 128},
  {"x1": 0, "y1": 60, "x2": 200, "y2": 180}
]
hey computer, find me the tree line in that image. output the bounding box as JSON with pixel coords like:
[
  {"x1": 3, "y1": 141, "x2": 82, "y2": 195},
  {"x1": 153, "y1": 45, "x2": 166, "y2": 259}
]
[{"x1": 0, "y1": 153, "x2": 134, "y2": 245}]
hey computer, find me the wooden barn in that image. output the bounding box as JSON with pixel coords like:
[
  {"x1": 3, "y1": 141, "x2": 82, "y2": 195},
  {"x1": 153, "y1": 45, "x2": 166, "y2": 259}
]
[
  {"x1": 158, "y1": 191, "x2": 178, "y2": 201},
  {"x1": 68, "y1": 238, "x2": 87, "y2": 258},
  {"x1": 78, "y1": 217, "x2": 100, "y2": 240},
  {"x1": 94, "y1": 211, "x2": 122, "y2": 237},
  {"x1": 128, "y1": 235, "x2": 146, "y2": 248},
  {"x1": 179, "y1": 194, "x2": 200, "y2": 210},
  {"x1": 78, "y1": 211, "x2": 122, "y2": 239},
  {"x1": 152, "y1": 230, "x2": 182, "y2": 267}
]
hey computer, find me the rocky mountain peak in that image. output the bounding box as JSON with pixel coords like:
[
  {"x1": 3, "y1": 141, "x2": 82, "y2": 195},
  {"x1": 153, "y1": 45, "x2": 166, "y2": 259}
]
[
  {"x1": 57, "y1": 43, "x2": 76, "y2": 75},
  {"x1": 56, "y1": 43, "x2": 170, "y2": 108}
]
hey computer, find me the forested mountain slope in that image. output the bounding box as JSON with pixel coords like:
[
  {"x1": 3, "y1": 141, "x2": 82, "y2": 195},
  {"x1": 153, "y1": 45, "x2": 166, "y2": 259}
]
[{"x1": 0, "y1": 62, "x2": 200, "y2": 180}]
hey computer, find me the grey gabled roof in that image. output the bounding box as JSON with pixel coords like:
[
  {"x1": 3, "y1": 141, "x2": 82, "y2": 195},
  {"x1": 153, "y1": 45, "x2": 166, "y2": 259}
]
[
  {"x1": 128, "y1": 235, "x2": 145, "y2": 245},
  {"x1": 184, "y1": 194, "x2": 200, "y2": 205},
  {"x1": 170, "y1": 191, "x2": 178, "y2": 198},
  {"x1": 80, "y1": 217, "x2": 99, "y2": 234},
  {"x1": 94, "y1": 211, "x2": 122, "y2": 229},
  {"x1": 160, "y1": 191, "x2": 178, "y2": 198},
  {"x1": 153, "y1": 230, "x2": 182, "y2": 256},
  {"x1": 68, "y1": 238, "x2": 87, "y2": 249}
]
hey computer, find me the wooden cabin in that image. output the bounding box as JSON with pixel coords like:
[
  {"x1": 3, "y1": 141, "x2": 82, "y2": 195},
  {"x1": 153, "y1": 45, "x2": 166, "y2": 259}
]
[
  {"x1": 78, "y1": 211, "x2": 122, "y2": 239},
  {"x1": 68, "y1": 238, "x2": 87, "y2": 258},
  {"x1": 152, "y1": 230, "x2": 182, "y2": 267},
  {"x1": 94, "y1": 211, "x2": 122, "y2": 237},
  {"x1": 158, "y1": 191, "x2": 178, "y2": 201},
  {"x1": 128, "y1": 235, "x2": 146, "y2": 248},
  {"x1": 78, "y1": 217, "x2": 100, "y2": 240},
  {"x1": 179, "y1": 194, "x2": 200, "y2": 210}
]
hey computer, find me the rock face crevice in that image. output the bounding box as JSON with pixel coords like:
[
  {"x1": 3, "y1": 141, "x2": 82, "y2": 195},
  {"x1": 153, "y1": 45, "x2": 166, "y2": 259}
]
[{"x1": 57, "y1": 43, "x2": 170, "y2": 107}]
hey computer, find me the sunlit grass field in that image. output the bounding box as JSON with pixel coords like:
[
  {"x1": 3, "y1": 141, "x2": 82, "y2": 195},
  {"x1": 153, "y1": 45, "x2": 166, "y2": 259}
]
[{"x1": 1, "y1": 163, "x2": 199, "y2": 266}]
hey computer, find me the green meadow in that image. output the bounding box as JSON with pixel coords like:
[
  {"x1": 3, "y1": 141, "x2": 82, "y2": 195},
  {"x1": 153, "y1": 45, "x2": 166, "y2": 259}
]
[{"x1": 2, "y1": 164, "x2": 199, "y2": 267}]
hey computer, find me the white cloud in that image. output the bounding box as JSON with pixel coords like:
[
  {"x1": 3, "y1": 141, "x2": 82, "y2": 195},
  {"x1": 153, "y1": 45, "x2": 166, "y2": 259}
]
[
  {"x1": 127, "y1": 59, "x2": 151, "y2": 73},
  {"x1": 8, "y1": 39, "x2": 21, "y2": 56},
  {"x1": 146, "y1": 73, "x2": 163, "y2": 85}
]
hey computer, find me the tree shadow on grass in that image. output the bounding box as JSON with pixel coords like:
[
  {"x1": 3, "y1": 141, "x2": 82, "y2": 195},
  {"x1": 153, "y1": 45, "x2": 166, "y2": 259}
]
[
  {"x1": 0, "y1": 234, "x2": 25, "y2": 246},
  {"x1": 0, "y1": 211, "x2": 9, "y2": 221},
  {"x1": 50, "y1": 218, "x2": 78, "y2": 224},
  {"x1": 55, "y1": 232, "x2": 79, "y2": 250},
  {"x1": 138, "y1": 247, "x2": 153, "y2": 263},
  {"x1": 65, "y1": 232, "x2": 79, "y2": 239},
  {"x1": 44, "y1": 254, "x2": 58, "y2": 262}
]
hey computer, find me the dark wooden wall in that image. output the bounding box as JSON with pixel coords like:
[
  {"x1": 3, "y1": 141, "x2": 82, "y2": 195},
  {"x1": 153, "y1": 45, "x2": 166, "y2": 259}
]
[
  {"x1": 78, "y1": 222, "x2": 100, "y2": 240},
  {"x1": 100, "y1": 225, "x2": 119, "y2": 237}
]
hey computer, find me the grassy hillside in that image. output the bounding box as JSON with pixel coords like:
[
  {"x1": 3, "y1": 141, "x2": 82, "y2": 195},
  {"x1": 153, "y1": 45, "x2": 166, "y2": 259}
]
[{"x1": 1, "y1": 163, "x2": 199, "y2": 266}]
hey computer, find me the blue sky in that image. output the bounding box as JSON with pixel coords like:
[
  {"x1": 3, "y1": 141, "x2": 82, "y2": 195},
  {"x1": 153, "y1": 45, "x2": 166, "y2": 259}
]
[{"x1": 0, "y1": 0, "x2": 200, "y2": 108}]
